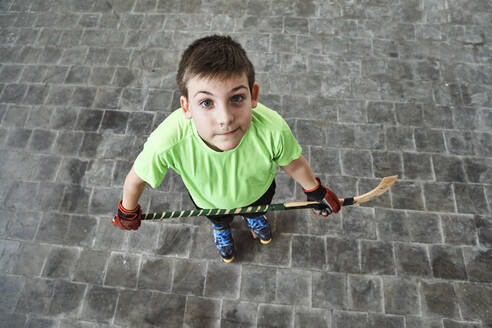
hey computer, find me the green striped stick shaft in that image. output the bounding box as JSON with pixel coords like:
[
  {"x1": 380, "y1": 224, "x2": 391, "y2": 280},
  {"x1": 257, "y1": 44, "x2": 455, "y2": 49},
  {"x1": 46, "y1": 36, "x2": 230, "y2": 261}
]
[{"x1": 141, "y1": 202, "x2": 321, "y2": 220}]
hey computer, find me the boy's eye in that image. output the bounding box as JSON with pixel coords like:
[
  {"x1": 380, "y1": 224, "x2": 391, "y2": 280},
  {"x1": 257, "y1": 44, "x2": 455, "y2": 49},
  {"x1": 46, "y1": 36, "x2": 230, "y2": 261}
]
[
  {"x1": 200, "y1": 99, "x2": 212, "y2": 108},
  {"x1": 231, "y1": 94, "x2": 244, "y2": 103}
]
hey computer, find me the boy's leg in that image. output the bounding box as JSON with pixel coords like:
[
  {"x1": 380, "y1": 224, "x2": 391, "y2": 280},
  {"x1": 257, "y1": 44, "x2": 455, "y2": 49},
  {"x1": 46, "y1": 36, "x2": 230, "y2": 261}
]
[
  {"x1": 242, "y1": 180, "x2": 276, "y2": 244},
  {"x1": 206, "y1": 213, "x2": 235, "y2": 228},
  {"x1": 188, "y1": 195, "x2": 235, "y2": 262},
  {"x1": 187, "y1": 180, "x2": 276, "y2": 260}
]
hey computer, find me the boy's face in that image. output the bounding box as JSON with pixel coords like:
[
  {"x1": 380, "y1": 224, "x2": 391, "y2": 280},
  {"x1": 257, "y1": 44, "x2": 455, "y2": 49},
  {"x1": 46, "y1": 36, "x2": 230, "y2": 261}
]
[{"x1": 181, "y1": 74, "x2": 259, "y2": 152}]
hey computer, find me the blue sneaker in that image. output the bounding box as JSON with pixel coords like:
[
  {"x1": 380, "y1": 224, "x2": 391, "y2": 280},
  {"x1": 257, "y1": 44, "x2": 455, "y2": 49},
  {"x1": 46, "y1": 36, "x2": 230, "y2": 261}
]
[
  {"x1": 243, "y1": 215, "x2": 272, "y2": 244},
  {"x1": 212, "y1": 224, "x2": 235, "y2": 263}
]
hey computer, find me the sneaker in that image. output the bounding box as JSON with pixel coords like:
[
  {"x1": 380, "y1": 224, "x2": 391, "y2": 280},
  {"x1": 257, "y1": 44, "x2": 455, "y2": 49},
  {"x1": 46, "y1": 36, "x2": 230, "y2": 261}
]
[
  {"x1": 243, "y1": 215, "x2": 272, "y2": 244},
  {"x1": 212, "y1": 224, "x2": 235, "y2": 263}
]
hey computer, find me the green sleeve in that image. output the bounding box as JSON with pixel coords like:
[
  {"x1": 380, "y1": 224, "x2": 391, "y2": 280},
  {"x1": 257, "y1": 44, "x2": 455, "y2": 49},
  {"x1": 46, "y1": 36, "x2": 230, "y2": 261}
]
[
  {"x1": 274, "y1": 122, "x2": 302, "y2": 167},
  {"x1": 132, "y1": 108, "x2": 186, "y2": 189},
  {"x1": 133, "y1": 146, "x2": 168, "y2": 189}
]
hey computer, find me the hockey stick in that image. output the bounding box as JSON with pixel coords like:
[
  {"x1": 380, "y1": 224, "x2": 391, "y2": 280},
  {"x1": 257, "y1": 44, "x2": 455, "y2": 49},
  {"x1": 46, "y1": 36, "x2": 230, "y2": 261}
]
[{"x1": 141, "y1": 175, "x2": 398, "y2": 220}]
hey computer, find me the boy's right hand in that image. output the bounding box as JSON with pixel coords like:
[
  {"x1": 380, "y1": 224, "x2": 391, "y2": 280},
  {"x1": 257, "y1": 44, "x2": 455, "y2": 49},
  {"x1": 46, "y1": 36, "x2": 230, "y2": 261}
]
[
  {"x1": 112, "y1": 200, "x2": 141, "y2": 230},
  {"x1": 302, "y1": 177, "x2": 341, "y2": 217}
]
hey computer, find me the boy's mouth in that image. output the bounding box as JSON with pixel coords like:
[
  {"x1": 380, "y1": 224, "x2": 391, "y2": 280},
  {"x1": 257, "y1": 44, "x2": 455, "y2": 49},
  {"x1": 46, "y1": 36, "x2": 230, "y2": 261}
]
[{"x1": 216, "y1": 128, "x2": 239, "y2": 136}]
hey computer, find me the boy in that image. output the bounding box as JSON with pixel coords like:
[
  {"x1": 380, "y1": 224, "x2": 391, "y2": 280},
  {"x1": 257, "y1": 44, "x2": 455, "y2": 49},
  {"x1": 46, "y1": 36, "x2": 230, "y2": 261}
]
[{"x1": 113, "y1": 35, "x2": 340, "y2": 263}]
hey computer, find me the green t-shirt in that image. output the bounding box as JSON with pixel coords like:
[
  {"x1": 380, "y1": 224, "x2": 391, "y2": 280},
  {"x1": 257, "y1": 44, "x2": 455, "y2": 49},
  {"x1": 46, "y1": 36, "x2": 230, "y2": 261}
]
[{"x1": 134, "y1": 103, "x2": 302, "y2": 209}]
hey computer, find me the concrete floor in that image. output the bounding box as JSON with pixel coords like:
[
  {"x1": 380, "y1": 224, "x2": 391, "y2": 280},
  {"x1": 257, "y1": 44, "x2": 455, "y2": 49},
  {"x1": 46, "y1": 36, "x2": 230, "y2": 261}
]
[{"x1": 0, "y1": 0, "x2": 491, "y2": 327}]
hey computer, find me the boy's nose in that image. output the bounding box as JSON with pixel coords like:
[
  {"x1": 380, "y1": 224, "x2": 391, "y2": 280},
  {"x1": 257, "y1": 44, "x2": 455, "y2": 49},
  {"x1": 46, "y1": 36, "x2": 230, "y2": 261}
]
[{"x1": 217, "y1": 105, "x2": 234, "y2": 126}]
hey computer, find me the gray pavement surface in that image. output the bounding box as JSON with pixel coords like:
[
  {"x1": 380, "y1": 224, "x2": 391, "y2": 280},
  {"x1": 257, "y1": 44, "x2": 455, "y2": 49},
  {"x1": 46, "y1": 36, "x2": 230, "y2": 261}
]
[{"x1": 1, "y1": 0, "x2": 492, "y2": 327}]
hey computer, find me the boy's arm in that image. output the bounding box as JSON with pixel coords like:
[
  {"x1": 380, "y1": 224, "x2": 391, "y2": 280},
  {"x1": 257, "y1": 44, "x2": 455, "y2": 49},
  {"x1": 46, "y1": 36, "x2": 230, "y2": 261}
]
[
  {"x1": 122, "y1": 166, "x2": 147, "y2": 210},
  {"x1": 112, "y1": 166, "x2": 147, "y2": 230},
  {"x1": 280, "y1": 156, "x2": 341, "y2": 216},
  {"x1": 279, "y1": 155, "x2": 318, "y2": 190}
]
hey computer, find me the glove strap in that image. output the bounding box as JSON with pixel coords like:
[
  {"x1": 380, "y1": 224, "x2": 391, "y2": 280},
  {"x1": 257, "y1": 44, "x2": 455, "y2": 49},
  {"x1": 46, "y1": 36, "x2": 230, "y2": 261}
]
[
  {"x1": 118, "y1": 200, "x2": 140, "y2": 214},
  {"x1": 302, "y1": 178, "x2": 321, "y2": 193},
  {"x1": 118, "y1": 200, "x2": 140, "y2": 220},
  {"x1": 302, "y1": 177, "x2": 326, "y2": 200}
]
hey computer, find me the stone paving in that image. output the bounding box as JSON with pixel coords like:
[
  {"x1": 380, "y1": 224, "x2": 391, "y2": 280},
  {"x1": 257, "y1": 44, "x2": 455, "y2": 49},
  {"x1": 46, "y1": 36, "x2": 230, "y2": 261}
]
[{"x1": 0, "y1": 0, "x2": 492, "y2": 327}]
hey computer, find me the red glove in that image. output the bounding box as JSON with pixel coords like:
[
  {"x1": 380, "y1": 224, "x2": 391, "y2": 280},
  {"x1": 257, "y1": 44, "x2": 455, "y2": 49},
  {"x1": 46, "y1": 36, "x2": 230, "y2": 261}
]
[
  {"x1": 302, "y1": 177, "x2": 341, "y2": 217},
  {"x1": 112, "y1": 200, "x2": 141, "y2": 230}
]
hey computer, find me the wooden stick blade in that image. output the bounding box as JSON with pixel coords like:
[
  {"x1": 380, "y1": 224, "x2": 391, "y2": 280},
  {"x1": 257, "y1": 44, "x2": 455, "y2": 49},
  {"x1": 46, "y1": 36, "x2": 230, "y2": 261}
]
[
  {"x1": 353, "y1": 175, "x2": 398, "y2": 204},
  {"x1": 286, "y1": 176, "x2": 398, "y2": 208}
]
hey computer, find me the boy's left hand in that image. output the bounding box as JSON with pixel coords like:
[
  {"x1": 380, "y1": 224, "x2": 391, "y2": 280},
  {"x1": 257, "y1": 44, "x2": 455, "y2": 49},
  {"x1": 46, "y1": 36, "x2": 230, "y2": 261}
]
[
  {"x1": 112, "y1": 200, "x2": 142, "y2": 230},
  {"x1": 302, "y1": 177, "x2": 341, "y2": 217}
]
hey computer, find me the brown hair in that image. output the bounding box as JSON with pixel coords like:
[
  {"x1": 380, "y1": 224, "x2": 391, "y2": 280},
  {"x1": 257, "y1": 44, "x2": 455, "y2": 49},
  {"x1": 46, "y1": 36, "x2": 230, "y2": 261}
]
[{"x1": 176, "y1": 35, "x2": 255, "y2": 98}]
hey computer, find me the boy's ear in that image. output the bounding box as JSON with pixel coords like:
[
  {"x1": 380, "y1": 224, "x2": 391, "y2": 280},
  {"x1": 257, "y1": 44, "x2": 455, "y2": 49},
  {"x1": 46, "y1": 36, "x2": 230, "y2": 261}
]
[
  {"x1": 251, "y1": 82, "x2": 260, "y2": 108},
  {"x1": 180, "y1": 96, "x2": 192, "y2": 119}
]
